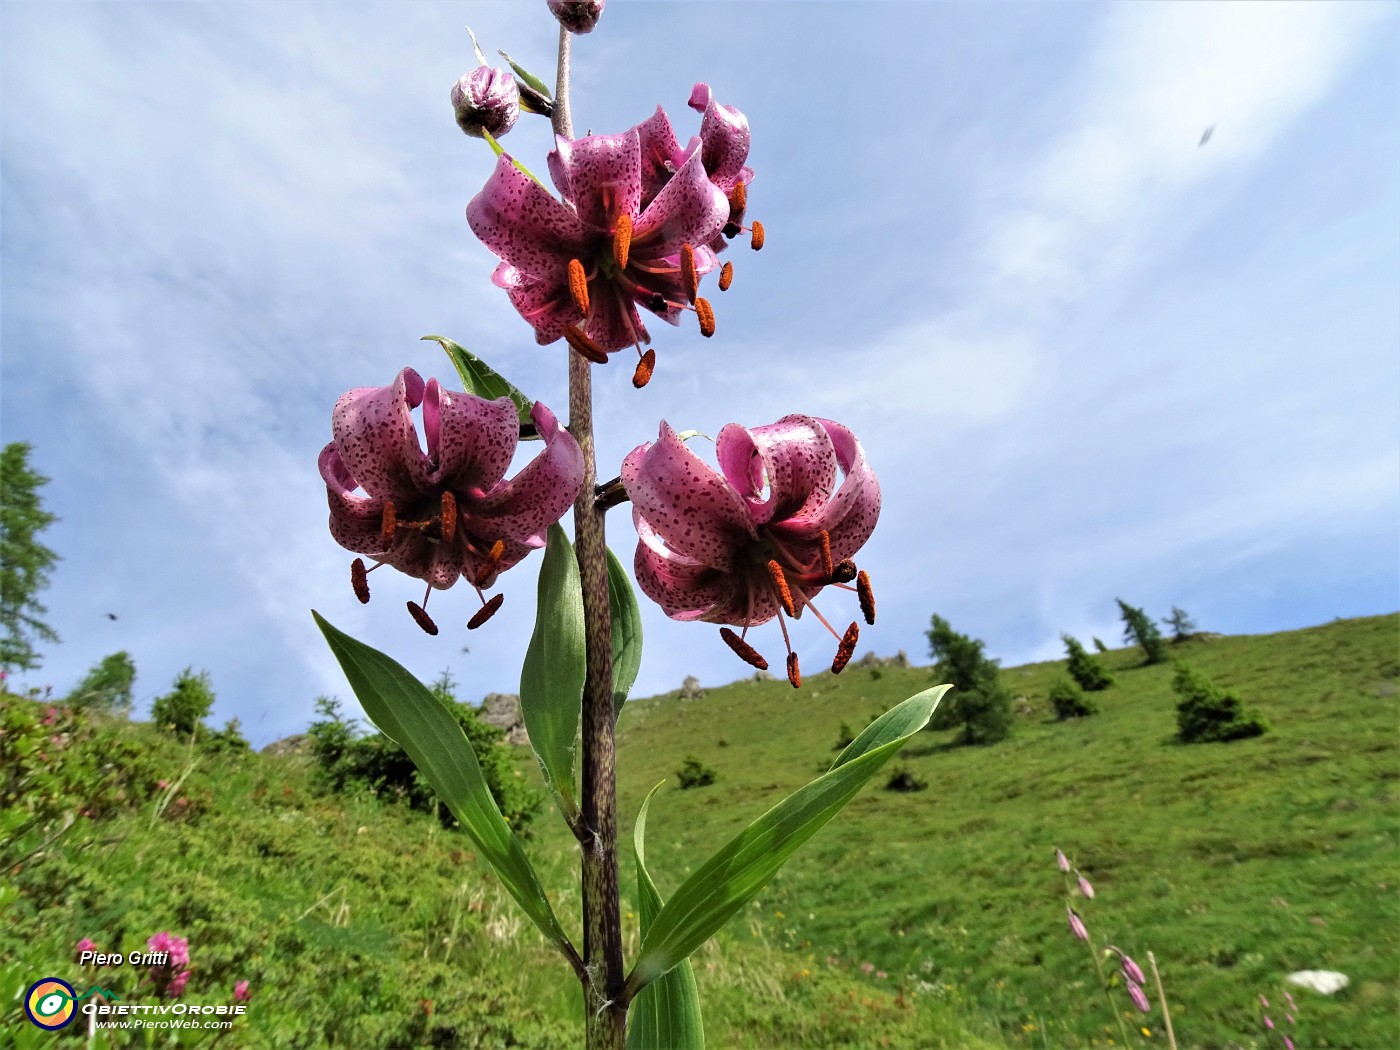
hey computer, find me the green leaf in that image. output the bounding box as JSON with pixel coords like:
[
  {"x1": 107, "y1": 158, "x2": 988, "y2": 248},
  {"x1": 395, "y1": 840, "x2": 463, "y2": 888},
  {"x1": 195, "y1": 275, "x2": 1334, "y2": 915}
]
[
  {"x1": 625, "y1": 684, "x2": 951, "y2": 996},
  {"x1": 498, "y1": 49, "x2": 552, "y2": 99},
  {"x1": 421, "y1": 336, "x2": 535, "y2": 431},
  {"x1": 519, "y1": 524, "x2": 585, "y2": 818},
  {"x1": 607, "y1": 546, "x2": 643, "y2": 724},
  {"x1": 628, "y1": 784, "x2": 704, "y2": 1050},
  {"x1": 313, "y1": 612, "x2": 572, "y2": 953}
]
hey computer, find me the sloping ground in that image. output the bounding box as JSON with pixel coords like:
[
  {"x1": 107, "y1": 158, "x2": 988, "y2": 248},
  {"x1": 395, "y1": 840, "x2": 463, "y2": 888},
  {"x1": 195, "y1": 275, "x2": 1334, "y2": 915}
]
[{"x1": 611, "y1": 613, "x2": 1399, "y2": 1049}]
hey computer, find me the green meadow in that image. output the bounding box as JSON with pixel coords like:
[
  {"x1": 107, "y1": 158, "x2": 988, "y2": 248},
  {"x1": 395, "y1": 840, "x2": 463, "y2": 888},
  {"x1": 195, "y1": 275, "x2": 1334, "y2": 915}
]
[{"x1": 3, "y1": 613, "x2": 1396, "y2": 1048}]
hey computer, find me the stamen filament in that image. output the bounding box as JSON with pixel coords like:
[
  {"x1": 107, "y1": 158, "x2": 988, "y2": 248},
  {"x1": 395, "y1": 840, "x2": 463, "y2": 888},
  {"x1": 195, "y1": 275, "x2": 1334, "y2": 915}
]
[
  {"x1": 468, "y1": 593, "x2": 505, "y2": 630},
  {"x1": 567, "y1": 258, "x2": 590, "y2": 315},
  {"x1": 719, "y1": 627, "x2": 768, "y2": 670}
]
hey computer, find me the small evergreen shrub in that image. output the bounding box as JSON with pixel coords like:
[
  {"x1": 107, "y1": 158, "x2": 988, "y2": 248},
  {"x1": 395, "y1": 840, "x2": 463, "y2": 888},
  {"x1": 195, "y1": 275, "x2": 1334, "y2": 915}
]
[
  {"x1": 1163, "y1": 606, "x2": 1198, "y2": 643},
  {"x1": 306, "y1": 678, "x2": 542, "y2": 830},
  {"x1": 1172, "y1": 663, "x2": 1268, "y2": 743},
  {"x1": 66, "y1": 651, "x2": 137, "y2": 713},
  {"x1": 151, "y1": 668, "x2": 216, "y2": 740},
  {"x1": 1063, "y1": 634, "x2": 1115, "y2": 691},
  {"x1": 676, "y1": 755, "x2": 717, "y2": 789},
  {"x1": 1048, "y1": 677, "x2": 1097, "y2": 720},
  {"x1": 926, "y1": 613, "x2": 1013, "y2": 745},
  {"x1": 833, "y1": 722, "x2": 856, "y2": 751},
  {"x1": 1117, "y1": 599, "x2": 1167, "y2": 665},
  {"x1": 884, "y1": 764, "x2": 928, "y2": 792}
]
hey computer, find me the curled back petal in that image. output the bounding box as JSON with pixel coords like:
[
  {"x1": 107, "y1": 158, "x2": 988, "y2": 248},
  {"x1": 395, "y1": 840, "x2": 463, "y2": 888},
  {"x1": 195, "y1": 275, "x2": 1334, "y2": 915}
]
[
  {"x1": 634, "y1": 105, "x2": 684, "y2": 207},
  {"x1": 492, "y1": 265, "x2": 584, "y2": 345},
  {"x1": 632, "y1": 513, "x2": 732, "y2": 621},
  {"x1": 467, "y1": 154, "x2": 592, "y2": 278},
  {"x1": 688, "y1": 82, "x2": 752, "y2": 194},
  {"x1": 632, "y1": 147, "x2": 728, "y2": 259},
  {"x1": 473, "y1": 400, "x2": 584, "y2": 545},
  {"x1": 621, "y1": 422, "x2": 756, "y2": 570},
  {"x1": 320, "y1": 443, "x2": 391, "y2": 556},
  {"x1": 784, "y1": 418, "x2": 882, "y2": 560},
  {"x1": 424, "y1": 381, "x2": 520, "y2": 492},
  {"x1": 329, "y1": 368, "x2": 431, "y2": 500},
  {"x1": 549, "y1": 131, "x2": 642, "y2": 229},
  {"x1": 715, "y1": 415, "x2": 839, "y2": 528}
]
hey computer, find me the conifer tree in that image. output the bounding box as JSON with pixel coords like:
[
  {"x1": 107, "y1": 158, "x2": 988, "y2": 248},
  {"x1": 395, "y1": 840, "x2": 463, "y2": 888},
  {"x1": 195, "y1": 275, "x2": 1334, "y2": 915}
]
[
  {"x1": 1116, "y1": 598, "x2": 1166, "y2": 665},
  {"x1": 926, "y1": 614, "x2": 1013, "y2": 745},
  {"x1": 1062, "y1": 634, "x2": 1114, "y2": 691},
  {"x1": 1162, "y1": 606, "x2": 1197, "y2": 643},
  {"x1": 0, "y1": 443, "x2": 61, "y2": 672}
]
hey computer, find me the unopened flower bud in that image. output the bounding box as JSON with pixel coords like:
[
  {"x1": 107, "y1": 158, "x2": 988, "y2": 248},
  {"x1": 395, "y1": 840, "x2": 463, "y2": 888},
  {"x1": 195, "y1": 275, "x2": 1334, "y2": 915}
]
[
  {"x1": 1127, "y1": 979, "x2": 1151, "y2": 1013},
  {"x1": 451, "y1": 67, "x2": 519, "y2": 139},
  {"x1": 547, "y1": 0, "x2": 604, "y2": 34},
  {"x1": 1120, "y1": 953, "x2": 1146, "y2": 986},
  {"x1": 1078, "y1": 874, "x2": 1095, "y2": 899},
  {"x1": 1067, "y1": 907, "x2": 1089, "y2": 941},
  {"x1": 1055, "y1": 848, "x2": 1071, "y2": 872}
]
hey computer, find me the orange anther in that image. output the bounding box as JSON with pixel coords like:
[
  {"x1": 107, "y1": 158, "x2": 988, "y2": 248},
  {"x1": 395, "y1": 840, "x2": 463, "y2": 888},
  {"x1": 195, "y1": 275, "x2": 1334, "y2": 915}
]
[
  {"x1": 786, "y1": 652, "x2": 801, "y2": 689},
  {"x1": 857, "y1": 570, "x2": 875, "y2": 625},
  {"x1": 680, "y1": 244, "x2": 698, "y2": 303},
  {"x1": 720, "y1": 627, "x2": 768, "y2": 671},
  {"x1": 613, "y1": 214, "x2": 633, "y2": 270},
  {"x1": 831, "y1": 622, "x2": 860, "y2": 675},
  {"x1": 632, "y1": 348, "x2": 656, "y2": 389},
  {"x1": 350, "y1": 558, "x2": 370, "y2": 604},
  {"x1": 440, "y1": 492, "x2": 457, "y2": 544},
  {"x1": 750, "y1": 220, "x2": 765, "y2": 251},
  {"x1": 695, "y1": 297, "x2": 716, "y2": 338},
  {"x1": 563, "y1": 325, "x2": 608, "y2": 364},
  {"x1": 380, "y1": 501, "x2": 397, "y2": 544},
  {"x1": 468, "y1": 593, "x2": 505, "y2": 630},
  {"x1": 718, "y1": 261, "x2": 734, "y2": 291},
  {"x1": 407, "y1": 601, "x2": 439, "y2": 636},
  {"x1": 767, "y1": 560, "x2": 796, "y2": 617},
  {"x1": 819, "y1": 531, "x2": 834, "y2": 581},
  {"x1": 567, "y1": 258, "x2": 590, "y2": 315}
]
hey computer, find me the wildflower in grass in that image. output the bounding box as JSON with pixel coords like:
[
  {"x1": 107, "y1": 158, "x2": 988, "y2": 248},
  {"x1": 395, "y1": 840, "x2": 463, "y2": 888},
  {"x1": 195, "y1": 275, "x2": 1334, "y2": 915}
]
[
  {"x1": 1126, "y1": 979, "x2": 1150, "y2": 1013},
  {"x1": 320, "y1": 367, "x2": 583, "y2": 633},
  {"x1": 146, "y1": 931, "x2": 191, "y2": 999},
  {"x1": 1078, "y1": 873, "x2": 1095, "y2": 899},
  {"x1": 75, "y1": 938, "x2": 97, "y2": 959},
  {"x1": 1117, "y1": 951, "x2": 1146, "y2": 986},
  {"x1": 233, "y1": 980, "x2": 250, "y2": 1002},
  {"x1": 1067, "y1": 907, "x2": 1089, "y2": 941},
  {"x1": 623, "y1": 415, "x2": 881, "y2": 687},
  {"x1": 1056, "y1": 848, "x2": 1071, "y2": 872},
  {"x1": 451, "y1": 66, "x2": 520, "y2": 139},
  {"x1": 860, "y1": 961, "x2": 875, "y2": 974}
]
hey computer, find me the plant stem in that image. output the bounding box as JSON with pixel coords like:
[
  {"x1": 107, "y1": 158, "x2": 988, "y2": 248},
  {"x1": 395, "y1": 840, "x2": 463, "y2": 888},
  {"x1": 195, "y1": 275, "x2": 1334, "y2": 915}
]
[
  {"x1": 1085, "y1": 931, "x2": 1132, "y2": 1049},
  {"x1": 555, "y1": 24, "x2": 626, "y2": 1050},
  {"x1": 1148, "y1": 951, "x2": 1177, "y2": 1050}
]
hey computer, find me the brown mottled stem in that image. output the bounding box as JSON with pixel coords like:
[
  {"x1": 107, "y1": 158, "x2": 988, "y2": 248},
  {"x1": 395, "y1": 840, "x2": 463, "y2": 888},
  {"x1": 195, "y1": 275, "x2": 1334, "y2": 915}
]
[{"x1": 556, "y1": 23, "x2": 627, "y2": 1049}]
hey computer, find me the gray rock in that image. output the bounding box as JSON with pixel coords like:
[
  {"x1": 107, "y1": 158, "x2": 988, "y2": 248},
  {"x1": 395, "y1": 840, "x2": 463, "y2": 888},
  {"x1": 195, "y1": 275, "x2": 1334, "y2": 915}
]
[
  {"x1": 678, "y1": 676, "x2": 705, "y2": 701},
  {"x1": 478, "y1": 692, "x2": 529, "y2": 746}
]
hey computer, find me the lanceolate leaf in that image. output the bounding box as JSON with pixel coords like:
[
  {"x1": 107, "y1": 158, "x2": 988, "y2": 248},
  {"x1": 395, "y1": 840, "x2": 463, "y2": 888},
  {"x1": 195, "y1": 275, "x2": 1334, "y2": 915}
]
[
  {"x1": 627, "y1": 784, "x2": 704, "y2": 1050},
  {"x1": 313, "y1": 612, "x2": 572, "y2": 954},
  {"x1": 625, "y1": 685, "x2": 951, "y2": 996},
  {"x1": 519, "y1": 524, "x2": 585, "y2": 819},
  {"x1": 607, "y1": 546, "x2": 643, "y2": 724},
  {"x1": 422, "y1": 335, "x2": 536, "y2": 432}
]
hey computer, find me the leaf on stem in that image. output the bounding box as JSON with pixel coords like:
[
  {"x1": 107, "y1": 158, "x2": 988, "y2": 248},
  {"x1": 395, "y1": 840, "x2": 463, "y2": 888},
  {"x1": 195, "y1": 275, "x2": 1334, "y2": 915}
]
[
  {"x1": 421, "y1": 335, "x2": 536, "y2": 432},
  {"x1": 625, "y1": 685, "x2": 951, "y2": 995},
  {"x1": 607, "y1": 546, "x2": 642, "y2": 724},
  {"x1": 627, "y1": 784, "x2": 703, "y2": 1050},
  {"x1": 520, "y1": 524, "x2": 585, "y2": 820},
  {"x1": 312, "y1": 612, "x2": 573, "y2": 954}
]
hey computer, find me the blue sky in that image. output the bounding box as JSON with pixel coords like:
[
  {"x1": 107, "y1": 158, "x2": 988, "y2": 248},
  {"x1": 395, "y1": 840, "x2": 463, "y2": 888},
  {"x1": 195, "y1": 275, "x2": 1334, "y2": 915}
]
[{"x1": 2, "y1": 2, "x2": 1396, "y2": 747}]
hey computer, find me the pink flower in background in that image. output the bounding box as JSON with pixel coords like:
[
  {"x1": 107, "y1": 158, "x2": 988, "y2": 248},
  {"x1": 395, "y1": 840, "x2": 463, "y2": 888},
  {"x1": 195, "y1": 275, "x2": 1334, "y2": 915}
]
[
  {"x1": 320, "y1": 368, "x2": 583, "y2": 632},
  {"x1": 624, "y1": 415, "x2": 880, "y2": 687},
  {"x1": 1055, "y1": 848, "x2": 1071, "y2": 872},
  {"x1": 147, "y1": 931, "x2": 190, "y2": 969},
  {"x1": 75, "y1": 938, "x2": 98, "y2": 959},
  {"x1": 451, "y1": 66, "x2": 520, "y2": 140},
  {"x1": 42, "y1": 707, "x2": 57, "y2": 726},
  {"x1": 859, "y1": 962, "x2": 874, "y2": 974},
  {"x1": 233, "y1": 980, "x2": 250, "y2": 1003},
  {"x1": 1127, "y1": 979, "x2": 1151, "y2": 1013},
  {"x1": 1119, "y1": 953, "x2": 1146, "y2": 986},
  {"x1": 548, "y1": 0, "x2": 605, "y2": 34},
  {"x1": 1067, "y1": 908, "x2": 1089, "y2": 942},
  {"x1": 1077, "y1": 874, "x2": 1095, "y2": 899},
  {"x1": 167, "y1": 970, "x2": 191, "y2": 999},
  {"x1": 156, "y1": 780, "x2": 170, "y2": 791}
]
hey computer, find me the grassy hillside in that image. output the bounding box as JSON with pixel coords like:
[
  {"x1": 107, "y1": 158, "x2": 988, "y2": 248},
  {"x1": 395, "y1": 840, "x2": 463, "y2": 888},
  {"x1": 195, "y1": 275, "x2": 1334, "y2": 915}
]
[
  {"x1": 2, "y1": 613, "x2": 1394, "y2": 1048},
  {"x1": 607, "y1": 613, "x2": 1399, "y2": 1048}
]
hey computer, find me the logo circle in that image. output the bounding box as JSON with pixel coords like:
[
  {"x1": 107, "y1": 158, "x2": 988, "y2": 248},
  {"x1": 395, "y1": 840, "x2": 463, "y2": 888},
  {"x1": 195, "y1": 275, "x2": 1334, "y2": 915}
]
[{"x1": 25, "y1": 978, "x2": 77, "y2": 1030}]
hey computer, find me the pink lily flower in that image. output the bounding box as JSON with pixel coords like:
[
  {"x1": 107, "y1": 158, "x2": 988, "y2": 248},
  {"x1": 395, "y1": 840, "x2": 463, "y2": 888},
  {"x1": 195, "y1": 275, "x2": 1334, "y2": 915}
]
[
  {"x1": 319, "y1": 368, "x2": 583, "y2": 633},
  {"x1": 233, "y1": 980, "x2": 250, "y2": 1003},
  {"x1": 1055, "y1": 848, "x2": 1071, "y2": 872},
  {"x1": 623, "y1": 415, "x2": 880, "y2": 687},
  {"x1": 1127, "y1": 978, "x2": 1151, "y2": 1013},
  {"x1": 467, "y1": 90, "x2": 752, "y2": 381},
  {"x1": 1067, "y1": 907, "x2": 1089, "y2": 941}
]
